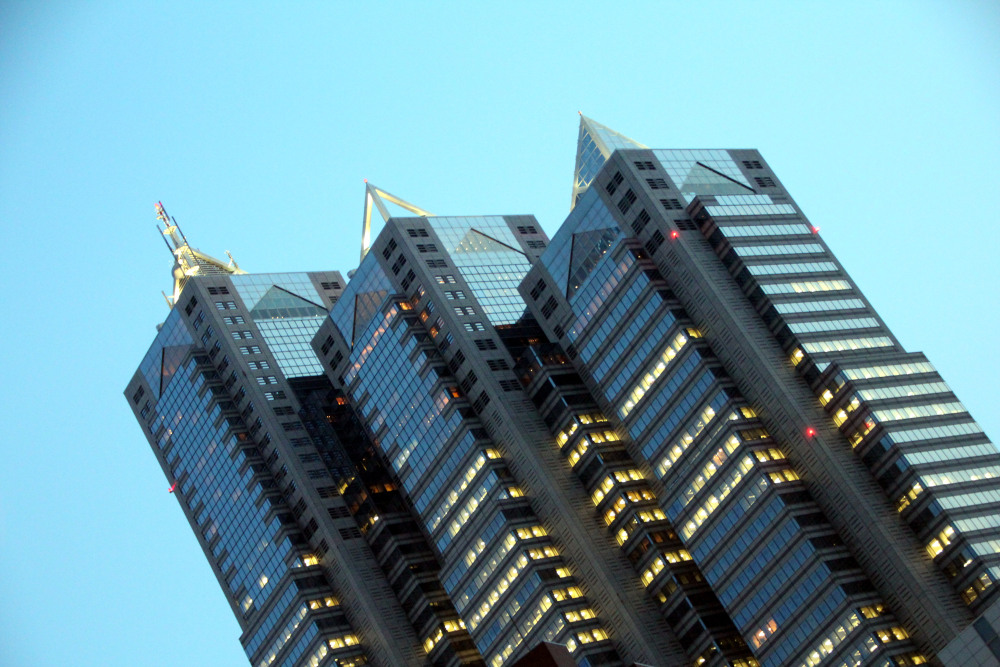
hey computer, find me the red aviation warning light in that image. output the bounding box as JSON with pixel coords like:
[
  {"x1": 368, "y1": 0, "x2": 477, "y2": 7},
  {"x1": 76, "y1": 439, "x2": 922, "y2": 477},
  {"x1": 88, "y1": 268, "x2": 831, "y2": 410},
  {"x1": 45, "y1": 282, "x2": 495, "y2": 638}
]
[
  {"x1": 670, "y1": 230, "x2": 680, "y2": 239},
  {"x1": 168, "y1": 481, "x2": 178, "y2": 493},
  {"x1": 811, "y1": 226, "x2": 820, "y2": 234},
  {"x1": 805, "y1": 427, "x2": 817, "y2": 438}
]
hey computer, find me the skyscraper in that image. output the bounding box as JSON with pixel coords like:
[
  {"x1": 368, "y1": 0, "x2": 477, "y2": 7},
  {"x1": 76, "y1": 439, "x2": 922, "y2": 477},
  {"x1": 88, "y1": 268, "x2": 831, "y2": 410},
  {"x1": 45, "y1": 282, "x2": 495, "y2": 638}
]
[{"x1": 127, "y1": 119, "x2": 1000, "y2": 667}]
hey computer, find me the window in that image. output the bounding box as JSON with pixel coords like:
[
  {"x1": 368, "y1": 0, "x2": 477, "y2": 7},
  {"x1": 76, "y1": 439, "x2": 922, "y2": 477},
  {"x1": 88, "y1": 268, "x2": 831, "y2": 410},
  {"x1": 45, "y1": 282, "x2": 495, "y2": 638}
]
[
  {"x1": 132, "y1": 386, "x2": 145, "y2": 404},
  {"x1": 634, "y1": 161, "x2": 656, "y2": 171},
  {"x1": 444, "y1": 290, "x2": 466, "y2": 300},
  {"x1": 320, "y1": 281, "x2": 341, "y2": 290},
  {"x1": 247, "y1": 360, "x2": 270, "y2": 370},
  {"x1": 184, "y1": 296, "x2": 198, "y2": 315},
  {"x1": 660, "y1": 199, "x2": 682, "y2": 210},
  {"x1": 407, "y1": 228, "x2": 429, "y2": 237},
  {"x1": 320, "y1": 336, "x2": 334, "y2": 355},
  {"x1": 646, "y1": 178, "x2": 669, "y2": 189},
  {"x1": 754, "y1": 176, "x2": 776, "y2": 188},
  {"x1": 256, "y1": 376, "x2": 278, "y2": 385},
  {"x1": 381, "y1": 238, "x2": 397, "y2": 259},
  {"x1": 464, "y1": 322, "x2": 486, "y2": 332},
  {"x1": 541, "y1": 296, "x2": 558, "y2": 319},
  {"x1": 475, "y1": 339, "x2": 497, "y2": 351},
  {"x1": 264, "y1": 391, "x2": 287, "y2": 401},
  {"x1": 644, "y1": 230, "x2": 665, "y2": 254},
  {"x1": 239, "y1": 345, "x2": 262, "y2": 355},
  {"x1": 530, "y1": 279, "x2": 546, "y2": 300},
  {"x1": 192, "y1": 311, "x2": 205, "y2": 330},
  {"x1": 416, "y1": 243, "x2": 438, "y2": 253},
  {"x1": 617, "y1": 189, "x2": 637, "y2": 214},
  {"x1": 223, "y1": 316, "x2": 246, "y2": 325},
  {"x1": 516, "y1": 225, "x2": 538, "y2": 234},
  {"x1": 426, "y1": 259, "x2": 447, "y2": 268},
  {"x1": 436, "y1": 275, "x2": 457, "y2": 284},
  {"x1": 631, "y1": 210, "x2": 650, "y2": 235},
  {"x1": 231, "y1": 330, "x2": 254, "y2": 340},
  {"x1": 606, "y1": 172, "x2": 624, "y2": 195},
  {"x1": 742, "y1": 160, "x2": 763, "y2": 169},
  {"x1": 487, "y1": 359, "x2": 510, "y2": 371},
  {"x1": 472, "y1": 392, "x2": 491, "y2": 411},
  {"x1": 454, "y1": 306, "x2": 475, "y2": 316},
  {"x1": 215, "y1": 301, "x2": 237, "y2": 310},
  {"x1": 401, "y1": 269, "x2": 415, "y2": 290},
  {"x1": 391, "y1": 255, "x2": 407, "y2": 275}
]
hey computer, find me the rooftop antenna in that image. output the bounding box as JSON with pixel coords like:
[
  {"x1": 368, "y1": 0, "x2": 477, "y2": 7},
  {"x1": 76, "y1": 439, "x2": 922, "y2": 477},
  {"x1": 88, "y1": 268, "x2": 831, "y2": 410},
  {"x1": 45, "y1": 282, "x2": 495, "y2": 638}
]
[{"x1": 154, "y1": 201, "x2": 247, "y2": 308}]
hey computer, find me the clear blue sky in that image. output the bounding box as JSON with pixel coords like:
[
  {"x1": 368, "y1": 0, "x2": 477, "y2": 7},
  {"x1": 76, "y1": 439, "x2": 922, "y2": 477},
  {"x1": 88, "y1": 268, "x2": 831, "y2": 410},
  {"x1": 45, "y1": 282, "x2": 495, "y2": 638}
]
[{"x1": 1, "y1": 2, "x2": 997, "y2": 665}]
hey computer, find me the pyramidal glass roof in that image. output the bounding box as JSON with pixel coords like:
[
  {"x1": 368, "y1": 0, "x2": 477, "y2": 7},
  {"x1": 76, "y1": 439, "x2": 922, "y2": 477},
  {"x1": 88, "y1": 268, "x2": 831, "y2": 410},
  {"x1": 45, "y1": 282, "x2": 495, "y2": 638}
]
[
  {"x1": 571, "y1": 115, "x2": 647, "y2": 210},
  {"x1": 429, "y1": 216, "x2": 532, "y2": 326},
  {"x1": 652, "y1": 149, "x2": 755, "y2": 203},
  {"x1": 231, "y1": 273, "x2": 324, "y2": 310},
  {"x1": 249, "y1": 286, "x2": 326, "y2": 320}
]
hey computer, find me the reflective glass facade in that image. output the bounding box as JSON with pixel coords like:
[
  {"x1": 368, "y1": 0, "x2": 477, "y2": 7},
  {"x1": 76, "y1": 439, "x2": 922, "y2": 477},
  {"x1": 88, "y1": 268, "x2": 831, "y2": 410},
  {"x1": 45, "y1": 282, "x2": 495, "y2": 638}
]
[
  {"x1": 128, "y1": 118, "x2": 1000, "y2": 667},
  {"x1": 233, "y1": 273, "x2": 329, "y2": 378},
  {"x1": 324, "y1": 241, "x2": 614, "y2": 667},
  {"x1": 426, "y1": 216, "x2": 534, "y2": 325}
]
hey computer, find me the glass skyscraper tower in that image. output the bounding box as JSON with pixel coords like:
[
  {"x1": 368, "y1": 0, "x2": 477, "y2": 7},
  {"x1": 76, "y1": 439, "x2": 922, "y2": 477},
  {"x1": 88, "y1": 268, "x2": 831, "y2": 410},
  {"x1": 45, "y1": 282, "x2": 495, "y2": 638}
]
[{"x1": 127, "y1": 120, "x2": 1000, "y2": 667}]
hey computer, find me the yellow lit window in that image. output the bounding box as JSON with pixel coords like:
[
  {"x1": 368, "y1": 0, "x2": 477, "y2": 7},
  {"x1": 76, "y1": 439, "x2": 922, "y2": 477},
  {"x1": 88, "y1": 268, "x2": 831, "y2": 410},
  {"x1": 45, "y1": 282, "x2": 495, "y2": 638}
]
[
  {"x1": 528, "y1": 546, "x2": 559, "y2": 559},
  {"x1": 859, "y1": 603, "x2": 884, "y2": 619},
  {"x1": 768, "y1": 469, "x2": 800, "y2": 484},
  {"x1": 874, "y1": 627, "x2": 908, "y2": 643},
  {"x1": 551, "y1": 586, "x2": 583, "y2": 601},
  {"x1": 564, "y1": 608, "x2": 596, "y2": 623},
  {"x1": 750, "y1": 618, "x2": 778, "y2": 648},
  {"x1": 515, "y1": 525, "x2": 546, "y2": 539},
  {"x1": 328, "y1": 634, "x2": 359, "y2": 649},
  {"x1": 302, "y1": 555, "x2": 319, "y2": 566},
  {"x1": 791, "y1": 348, "x2": 804, "y2": 366},
  {"x1": 926, "y1": 525, "x2": 956, "y2": 559},
  {"x1": 443, "y1": 619, "x2": 466, "y2": 632},
  {"x1": 896, "y1": 483, "x2": 922, "y2": 512}
]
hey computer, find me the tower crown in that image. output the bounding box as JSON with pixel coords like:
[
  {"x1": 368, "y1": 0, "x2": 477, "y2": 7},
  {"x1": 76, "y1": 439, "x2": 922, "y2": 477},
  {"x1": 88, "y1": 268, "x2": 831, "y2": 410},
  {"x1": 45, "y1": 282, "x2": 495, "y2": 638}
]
[
  {"x1": 571, "y1": 114, "x2": 646, "y2": 209},
  {"x1": 155, "y1": 201, "x2": 246, "y2": 308}
]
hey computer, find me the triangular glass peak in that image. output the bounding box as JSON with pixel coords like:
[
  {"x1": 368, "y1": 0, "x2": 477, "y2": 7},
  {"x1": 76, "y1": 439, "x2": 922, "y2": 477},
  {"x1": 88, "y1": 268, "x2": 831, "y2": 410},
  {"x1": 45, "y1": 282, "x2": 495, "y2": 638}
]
[
  {"x1": 651, "y1": 150, "x2": 756, "y2": 204},
  {"x1": 571, "y1": 115, "x2": 647, "y2": 210},
  {"x1": 361, "y1": 183, "x2": 433, "y2": 263},
  {"x1": 679, "y1": 163, "x2": 756, "y2": 198},
  {"x1": 451, "y1": 229, "x2": 524, "y2": 256},
  {"x1": 249, "y1": 285, "x2": 327, "y2": 320}
]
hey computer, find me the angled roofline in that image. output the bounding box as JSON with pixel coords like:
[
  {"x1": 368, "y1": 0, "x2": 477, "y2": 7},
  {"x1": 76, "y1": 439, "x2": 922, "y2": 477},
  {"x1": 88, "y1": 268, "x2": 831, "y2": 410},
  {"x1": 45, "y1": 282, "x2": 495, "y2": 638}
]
[
  {"x1": 360, "y1": 182, "x2": 433, "y2": 263},
  {"x1": 155, "y1": 201, "x2": 246, "y2": 308},
  {"x1": 571, "y1": 114, "x2": 647, "y2": 210}
]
